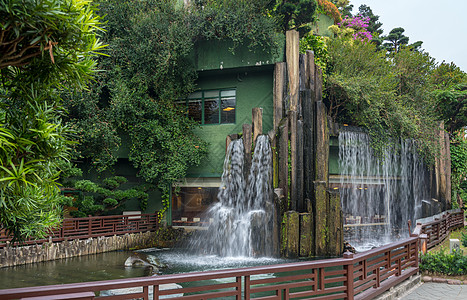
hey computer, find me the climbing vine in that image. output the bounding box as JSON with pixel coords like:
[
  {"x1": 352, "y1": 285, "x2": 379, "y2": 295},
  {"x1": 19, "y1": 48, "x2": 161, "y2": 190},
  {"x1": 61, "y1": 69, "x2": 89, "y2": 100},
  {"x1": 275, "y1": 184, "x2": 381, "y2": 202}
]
[
  {"x1": 299, "y1": 34, "x2": 328, "y2": 82},
  {"x1": 450, "y1": 133, "x2": 467, "y2": 208}
]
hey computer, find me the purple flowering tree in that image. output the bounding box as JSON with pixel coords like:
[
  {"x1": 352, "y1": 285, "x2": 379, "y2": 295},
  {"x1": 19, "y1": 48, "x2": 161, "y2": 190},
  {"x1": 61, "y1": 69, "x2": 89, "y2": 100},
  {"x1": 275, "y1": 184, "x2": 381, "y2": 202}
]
[{"x1": 337, "y1": 15, "x2": 373, "y2": 42}]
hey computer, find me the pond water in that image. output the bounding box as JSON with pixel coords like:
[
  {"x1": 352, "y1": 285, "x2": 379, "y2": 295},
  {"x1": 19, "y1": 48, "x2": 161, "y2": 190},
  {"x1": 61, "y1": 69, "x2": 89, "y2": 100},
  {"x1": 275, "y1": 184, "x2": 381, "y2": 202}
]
[{"x1": 0, "y1": 248, "x2": 292, "y2": 290}]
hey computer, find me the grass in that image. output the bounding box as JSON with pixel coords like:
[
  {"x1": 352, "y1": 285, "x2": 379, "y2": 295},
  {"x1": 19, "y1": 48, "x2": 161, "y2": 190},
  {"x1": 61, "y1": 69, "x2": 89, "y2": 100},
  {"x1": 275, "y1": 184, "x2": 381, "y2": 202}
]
[{"x1": 429, "y1": 227, "x2": 467, "y2": 254}]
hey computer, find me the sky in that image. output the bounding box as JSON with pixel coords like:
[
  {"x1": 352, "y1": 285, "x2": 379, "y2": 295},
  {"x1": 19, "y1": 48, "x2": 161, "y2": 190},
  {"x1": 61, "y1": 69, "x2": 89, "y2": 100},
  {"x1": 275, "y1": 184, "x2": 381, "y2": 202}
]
[{"x1": 348, "y1": 0, "x2": 467, "y2": 72}]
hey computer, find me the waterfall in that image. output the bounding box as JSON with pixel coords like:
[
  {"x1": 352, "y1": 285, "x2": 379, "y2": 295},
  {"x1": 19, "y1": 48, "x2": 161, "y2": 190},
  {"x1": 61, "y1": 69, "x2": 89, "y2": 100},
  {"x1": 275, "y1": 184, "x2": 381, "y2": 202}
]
[
  {"x1": 339, "y1": 130, "x2": 429, "y2": 251},
  {"x1": 190, "y1": 135, "x2": 273, "y2": 257}
]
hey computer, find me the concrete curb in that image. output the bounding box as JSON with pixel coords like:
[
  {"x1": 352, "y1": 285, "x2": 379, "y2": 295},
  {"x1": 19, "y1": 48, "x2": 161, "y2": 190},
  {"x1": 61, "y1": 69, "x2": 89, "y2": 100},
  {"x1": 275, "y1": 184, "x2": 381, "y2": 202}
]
[
  {"x1": 374, "y1": 274, "x2": 421, "y2": 300},
  {"x1": 422, "y1": 275, "x2": 467, "y2": 285}
]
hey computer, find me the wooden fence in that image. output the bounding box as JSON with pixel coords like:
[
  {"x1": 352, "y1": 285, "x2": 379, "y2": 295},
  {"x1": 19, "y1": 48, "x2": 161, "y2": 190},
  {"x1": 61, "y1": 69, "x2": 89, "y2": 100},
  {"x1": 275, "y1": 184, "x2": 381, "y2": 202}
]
[
  {"x1": 412, "y1": 209, "x2": 464, "y2": 250},
  {"x1": 0, "y1": 237, "x2": 419, "y2": 300},
  {"x1": 0, "y1": 210, "x2": 463, "y2": 299},
  {"x1": 0, "y1": 213, "x2": 159, "y2": 248}
]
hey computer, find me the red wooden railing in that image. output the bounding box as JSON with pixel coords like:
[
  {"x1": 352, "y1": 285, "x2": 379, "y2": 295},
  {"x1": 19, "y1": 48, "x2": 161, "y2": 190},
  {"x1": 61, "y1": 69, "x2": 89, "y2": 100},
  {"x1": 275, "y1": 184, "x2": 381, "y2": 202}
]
[
  {"x1": 412, "y1": 209, "x2": 464, "y2": 250},
  {"x1": 0, "y1": 213, "x2": 159, "y2": 248},
  {"x1": 0, "y1": 237, "x2": 419, "y2": 300},
  {"x1": 0, "y1": 210, "x2": 463, "y2": 299}
]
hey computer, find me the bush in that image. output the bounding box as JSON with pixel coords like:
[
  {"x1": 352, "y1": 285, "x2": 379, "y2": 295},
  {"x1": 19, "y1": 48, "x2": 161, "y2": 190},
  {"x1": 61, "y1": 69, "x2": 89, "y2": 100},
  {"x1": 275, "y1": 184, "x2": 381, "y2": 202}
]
[
  {"x1": 420, "y1": 249, "x2": 467, "y2": 276},
  {"x1": 461, "y1": 231, "x2": 467, "y2": 247}
]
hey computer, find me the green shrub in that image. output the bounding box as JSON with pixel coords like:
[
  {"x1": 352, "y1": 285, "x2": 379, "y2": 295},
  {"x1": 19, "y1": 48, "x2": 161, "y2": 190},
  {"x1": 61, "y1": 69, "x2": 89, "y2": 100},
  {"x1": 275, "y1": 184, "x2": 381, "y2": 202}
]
[
  {"x1": 461, "y1": 231, "x2": 467, "y2": 247},
  {"x1": 420, "y1": 249, "x2": 467, "y2": 276}
]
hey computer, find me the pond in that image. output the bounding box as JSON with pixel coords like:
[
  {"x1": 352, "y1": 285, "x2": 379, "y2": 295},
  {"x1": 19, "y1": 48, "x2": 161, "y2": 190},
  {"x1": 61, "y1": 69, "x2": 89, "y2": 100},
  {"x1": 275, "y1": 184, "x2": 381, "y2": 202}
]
[{"x1": 0, "y1": 248, "x2": 292, "y2": 290}]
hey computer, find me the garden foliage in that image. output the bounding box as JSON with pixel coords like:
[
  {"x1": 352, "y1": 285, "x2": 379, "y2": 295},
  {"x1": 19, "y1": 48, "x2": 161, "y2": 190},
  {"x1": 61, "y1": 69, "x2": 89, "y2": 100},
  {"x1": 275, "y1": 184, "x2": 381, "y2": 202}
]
[
  {"x1": 0, "y1": 0, "x2": 104, "y2": 241},
  {"x1": 420, "y1": 249, "x2": 467, "y2": 276},
  {"x1": 62, "y1": 0, "x2": 289, "y2": 216},
  {"x1": 62, "y1": 177, "x2": 151, "y2": 217},
  {"x1": 324, "y1": 26, "x2": 466, "y2": 164}
]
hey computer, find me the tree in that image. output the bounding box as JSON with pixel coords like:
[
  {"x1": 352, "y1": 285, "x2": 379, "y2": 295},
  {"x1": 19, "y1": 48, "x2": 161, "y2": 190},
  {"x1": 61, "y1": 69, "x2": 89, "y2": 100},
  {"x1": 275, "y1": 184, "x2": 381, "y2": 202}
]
[
  {"x1": 268, "y1": 0, "x2": 317, "y2": 35},
  {"x1": 325, "y1": 29, "x2": 444, "y2": 162},
  {"x1": 357, "y1": 5, "x2": 383, "y2": 35},
  {"x1": 0, "y1": 0, "x2": 104, "y2": 242},
  {"x1": 330, "y1": 0, "x2": 352, "y2": 17},
  {"x1": 383, "y1": 27, "x2": 409, "y2": 52},
  {"x1": 433, "y1": 83, "x2": 467, "y2": 135}
]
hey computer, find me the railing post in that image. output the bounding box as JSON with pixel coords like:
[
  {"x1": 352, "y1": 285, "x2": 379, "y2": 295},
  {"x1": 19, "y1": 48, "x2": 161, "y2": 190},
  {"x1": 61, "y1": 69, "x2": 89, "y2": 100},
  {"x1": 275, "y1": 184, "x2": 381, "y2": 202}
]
[
  {"x1": 88, "y1": 215, "x2": 92, "y2": 237},
  {"x1": 244, "y1": 275, "x2": 250, "y2": 300},
  {"x1": 153, "y1": 285, "x2": 159, "y2": 300},
  {"x1": 344, "y1": 251, "x2": 354, "y2": 300},
  {"x1": 415, "y1": 238, "x2": 419, "y2": 268},
  {"x1": 60, "y1": 223, "x2": 64, "y2": 239},
  {"x1": 235, "y1": 276, "x2": 241, "y2": 300}
]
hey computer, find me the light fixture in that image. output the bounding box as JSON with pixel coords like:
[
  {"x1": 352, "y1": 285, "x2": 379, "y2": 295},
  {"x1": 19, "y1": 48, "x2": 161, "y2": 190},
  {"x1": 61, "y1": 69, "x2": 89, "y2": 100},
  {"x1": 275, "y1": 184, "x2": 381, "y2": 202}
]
[{"x1": 223, "y1": 107, "x2": 235, "y2": 112}]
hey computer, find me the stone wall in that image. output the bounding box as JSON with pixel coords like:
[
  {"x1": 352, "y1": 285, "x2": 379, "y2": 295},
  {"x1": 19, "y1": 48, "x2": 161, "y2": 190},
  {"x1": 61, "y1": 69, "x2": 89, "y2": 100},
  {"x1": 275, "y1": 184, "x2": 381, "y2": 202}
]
[{"x1": 0, "y1": 231, "x2": 156, "y2": 268}]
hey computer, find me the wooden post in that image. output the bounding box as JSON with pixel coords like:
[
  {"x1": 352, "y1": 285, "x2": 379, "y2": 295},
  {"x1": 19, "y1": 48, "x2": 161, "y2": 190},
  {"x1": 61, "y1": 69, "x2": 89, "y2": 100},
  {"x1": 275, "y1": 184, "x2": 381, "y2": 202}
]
[
  {"x1": 252, "y1": 107, "x2": 263, "y2": 144},
  {"x1": 315, "y1": 101, "x2": 329, "y2": 182},
  {"x1": 314, "y1": 181, "x2": 327, "y2": 255},
  {"x1": 281, "y1": 211, "x2": 300, "y2": 258},
  {"x1": 299, "y1": 213, "x2": 312, "y2": 257},
  {"x1": 297, "y1": 119, "x2": 304, "y2": 211},
  {"x1": 306, "y1": 51, "x2": 315, "y2": 91},
  {"x1": 344, "y1": 252, "x2": 354, "y2": 300},
  {"x1": 274, "y1": 62, "x2": 286, "y2": 129},
  {"x1": 286, "y1": 30, "x2": 299, "y2": 112},
  {"x1": 301, "y1": 89, "x2": 314, "y2": 206},
  {"x1": 315, "y1": 66, "x2": 323, "y2": 103},
  {"x1": 225, "y1": 135, "x2": 233, "y2": 154},
  {"x1": 272, "y1": 190, "x2": 281, "y2": 257},
  {"x1": 243, "y1": 124, "x2": 252, "y2": 180},
  {"x1": 299, "y1": 54, "x2": 307, "y2": 92},
  {"x1": 278, "y1": 120, "x2": 289, "y2": 211},
  {"x1": 273, "y1": 63, "x2": 286, "y2": 190},
  {"x1": 289, "y1": 110, "x2": 298, "y2": 211},
  {"x1": 226, "y1": 134, "x2": 239, "y2": 153},
  {"x1": 328, "y1": 190, "x2": 343, "y2": 255},
  {"x1": 87, "y1": 216, "x2": 92, "y2": 237}
]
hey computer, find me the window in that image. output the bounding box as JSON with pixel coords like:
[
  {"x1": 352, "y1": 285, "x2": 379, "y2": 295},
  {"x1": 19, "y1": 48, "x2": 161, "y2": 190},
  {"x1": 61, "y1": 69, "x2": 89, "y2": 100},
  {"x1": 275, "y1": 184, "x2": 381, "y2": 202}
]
[{"x1": 179, "y1": 89, "x2": 236, "y2": 125}]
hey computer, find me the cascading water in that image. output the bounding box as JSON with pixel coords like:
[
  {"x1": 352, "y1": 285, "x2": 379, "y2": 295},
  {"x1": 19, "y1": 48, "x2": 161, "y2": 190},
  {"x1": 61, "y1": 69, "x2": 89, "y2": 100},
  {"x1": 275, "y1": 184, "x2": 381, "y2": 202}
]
[
  {"x1": 190, "y1": 135, "x2": 273, "y2": 257},
  {"x1": 339, "y1": 130, "x2": 430, "y2": 251}
]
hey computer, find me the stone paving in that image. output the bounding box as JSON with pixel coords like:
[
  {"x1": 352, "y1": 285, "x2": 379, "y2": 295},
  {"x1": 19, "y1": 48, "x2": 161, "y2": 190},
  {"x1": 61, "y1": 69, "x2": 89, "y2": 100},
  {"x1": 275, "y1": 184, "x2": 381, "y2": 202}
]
[{"x1": 400, "y1": 282, "x2": 467, "y2": 300}]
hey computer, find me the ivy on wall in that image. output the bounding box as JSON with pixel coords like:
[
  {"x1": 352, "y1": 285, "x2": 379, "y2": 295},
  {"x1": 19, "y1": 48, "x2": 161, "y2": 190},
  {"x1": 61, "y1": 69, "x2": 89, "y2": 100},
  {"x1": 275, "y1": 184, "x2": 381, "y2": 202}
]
[{"x1": 450, "y1": 133, "x2": 467, "y2": 208}]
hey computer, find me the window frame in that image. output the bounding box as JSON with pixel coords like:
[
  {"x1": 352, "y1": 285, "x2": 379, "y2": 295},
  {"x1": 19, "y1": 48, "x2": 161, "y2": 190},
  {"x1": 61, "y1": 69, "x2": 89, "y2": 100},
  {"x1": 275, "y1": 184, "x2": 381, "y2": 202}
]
[{"x1": 180, "y1": 88, "x2": 237, "y2": 125}]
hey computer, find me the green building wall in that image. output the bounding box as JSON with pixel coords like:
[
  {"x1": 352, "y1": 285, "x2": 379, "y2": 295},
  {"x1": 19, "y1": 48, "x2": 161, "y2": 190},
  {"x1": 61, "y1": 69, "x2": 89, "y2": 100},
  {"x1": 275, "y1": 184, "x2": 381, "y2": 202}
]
[
  {"x1": 104, "y1": 40, "x2": 285, "y2": 219},
  {"x1": 187, "y1": 67, "x2": 275, "y2": 178},
  {"x1": 312, "y1": 14, "x2": 335, "y2": 38}
]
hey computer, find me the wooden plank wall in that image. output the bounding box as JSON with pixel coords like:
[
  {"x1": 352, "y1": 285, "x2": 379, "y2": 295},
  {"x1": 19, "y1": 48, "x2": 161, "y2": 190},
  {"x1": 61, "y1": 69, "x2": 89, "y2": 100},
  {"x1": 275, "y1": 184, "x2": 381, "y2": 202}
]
[{"x1": 278, "y1": 30, "x2": 343, "y2": 257}]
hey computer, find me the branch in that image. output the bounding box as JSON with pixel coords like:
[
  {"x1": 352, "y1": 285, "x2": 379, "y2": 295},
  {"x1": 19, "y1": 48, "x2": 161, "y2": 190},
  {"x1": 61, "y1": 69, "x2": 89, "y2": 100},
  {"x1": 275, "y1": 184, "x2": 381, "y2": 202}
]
[
  {"x1": 0, "y1": 50, "x2": 42, "y2": 69},
  {"x1": 0, "y1": 39, "x2": 56, "y2": 69}
]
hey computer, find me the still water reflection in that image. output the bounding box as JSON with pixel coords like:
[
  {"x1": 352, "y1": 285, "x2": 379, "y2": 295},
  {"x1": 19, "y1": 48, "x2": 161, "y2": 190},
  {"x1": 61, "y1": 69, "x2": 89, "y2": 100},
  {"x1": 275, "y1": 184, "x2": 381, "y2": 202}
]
[
  {"x1": 0, "y1": 250, "x2": 147, "y2": 289},
  {"x1": 0, "y1": 249, "x2": 292, "y2": 290}
]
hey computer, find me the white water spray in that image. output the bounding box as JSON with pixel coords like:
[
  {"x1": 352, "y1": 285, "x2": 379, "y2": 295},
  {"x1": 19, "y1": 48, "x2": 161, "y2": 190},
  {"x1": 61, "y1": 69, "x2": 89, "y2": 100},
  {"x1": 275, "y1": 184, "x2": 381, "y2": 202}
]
[
  {"x1": 339, "y1": 130, "x2": 429, "y2": 251},
  {"x1": 190, "y1": 135, "x2": 273, "y2": 257}
]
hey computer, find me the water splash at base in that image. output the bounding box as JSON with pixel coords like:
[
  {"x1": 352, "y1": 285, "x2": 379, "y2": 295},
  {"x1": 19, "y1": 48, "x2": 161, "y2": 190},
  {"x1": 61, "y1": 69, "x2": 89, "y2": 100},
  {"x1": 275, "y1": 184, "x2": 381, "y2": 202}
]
[{"x1": 189, "y1": 135, "x2": 274, "y2": 257}]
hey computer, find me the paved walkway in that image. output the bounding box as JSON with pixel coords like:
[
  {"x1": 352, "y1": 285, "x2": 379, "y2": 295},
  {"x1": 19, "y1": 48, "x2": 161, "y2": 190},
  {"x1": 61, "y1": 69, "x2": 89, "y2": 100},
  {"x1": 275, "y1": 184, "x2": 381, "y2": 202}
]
[{"x1": 400, "y1": 282, "x2": 467, "y2": 300}]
